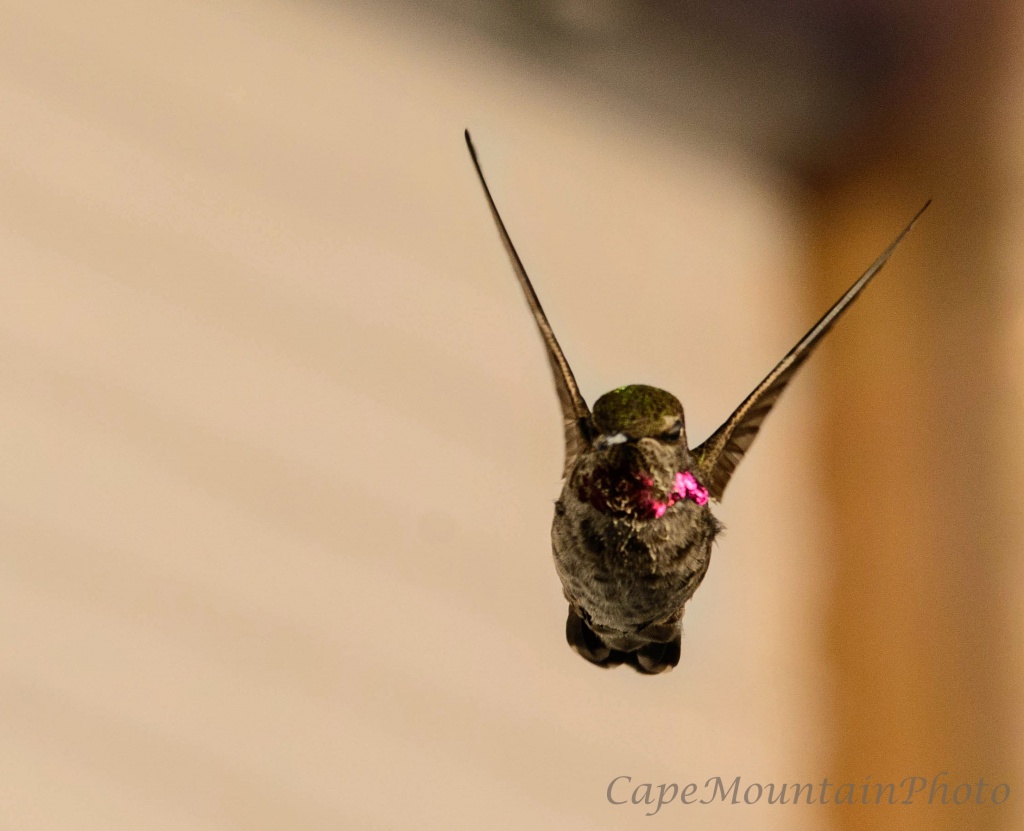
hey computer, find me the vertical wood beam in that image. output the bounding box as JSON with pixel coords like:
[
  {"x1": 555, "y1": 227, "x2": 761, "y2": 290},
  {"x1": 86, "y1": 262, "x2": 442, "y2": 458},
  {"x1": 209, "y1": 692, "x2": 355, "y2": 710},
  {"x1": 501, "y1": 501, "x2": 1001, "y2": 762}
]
[{"x1": 807, "y1": 3, "x2": 1016, "y2": 829}]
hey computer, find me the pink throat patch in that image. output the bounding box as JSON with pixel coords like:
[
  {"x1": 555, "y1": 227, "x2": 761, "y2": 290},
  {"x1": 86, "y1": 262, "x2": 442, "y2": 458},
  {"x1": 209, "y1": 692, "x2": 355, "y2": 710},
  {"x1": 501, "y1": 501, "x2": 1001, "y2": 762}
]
[
  {"x1": 652, "y1": 471, "x2": 710, "y2": 518},
  {"x1": 578, "y1": 468, "x2": 709, "y2": 520}
]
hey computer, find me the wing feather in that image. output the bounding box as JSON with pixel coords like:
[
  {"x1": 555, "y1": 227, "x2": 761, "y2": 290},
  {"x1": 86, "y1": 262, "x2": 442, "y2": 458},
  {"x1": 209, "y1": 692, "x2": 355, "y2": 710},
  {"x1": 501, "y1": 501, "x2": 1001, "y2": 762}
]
[
  {"x1": 693, "y1": 201, "x2": 930, "y2": 500},
  {"x1": 465, "y1": 130, "x2": 590, "y2": 476}
]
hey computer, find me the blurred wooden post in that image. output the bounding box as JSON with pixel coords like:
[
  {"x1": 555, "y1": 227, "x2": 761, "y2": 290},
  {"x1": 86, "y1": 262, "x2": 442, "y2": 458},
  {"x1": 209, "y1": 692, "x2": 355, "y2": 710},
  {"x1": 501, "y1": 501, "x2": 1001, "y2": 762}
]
[{"x1": 807, "y1": 2, "x2": 1017, "y2": 829}]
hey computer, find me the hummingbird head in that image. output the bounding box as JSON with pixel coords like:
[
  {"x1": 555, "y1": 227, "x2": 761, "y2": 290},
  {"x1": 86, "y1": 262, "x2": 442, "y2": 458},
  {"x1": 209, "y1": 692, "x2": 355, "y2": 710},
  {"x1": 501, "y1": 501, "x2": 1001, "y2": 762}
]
[
  {"x1": 591, "y1": 385, "x2": 686, "y2": 448},
  {"x1": 576, "y1": 385, "x2": 705, "y2": 519}
]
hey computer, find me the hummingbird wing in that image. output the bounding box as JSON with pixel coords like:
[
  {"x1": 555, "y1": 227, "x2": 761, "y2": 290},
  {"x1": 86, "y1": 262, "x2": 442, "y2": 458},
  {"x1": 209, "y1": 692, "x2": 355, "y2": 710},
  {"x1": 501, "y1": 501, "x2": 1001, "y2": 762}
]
[
  {"x1": 693, "y1": 201, "x2": 930, "y2": 501},
  {"x1": 465, "y1": 130, "x2": 591, "y2": 477}
]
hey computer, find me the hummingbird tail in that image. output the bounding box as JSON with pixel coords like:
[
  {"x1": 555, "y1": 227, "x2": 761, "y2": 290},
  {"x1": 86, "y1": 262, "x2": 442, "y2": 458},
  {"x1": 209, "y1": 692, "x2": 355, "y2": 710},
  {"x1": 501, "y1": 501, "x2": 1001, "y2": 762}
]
[{"x1": 565, "y1": 606, "x2": 681, "y2": 674}]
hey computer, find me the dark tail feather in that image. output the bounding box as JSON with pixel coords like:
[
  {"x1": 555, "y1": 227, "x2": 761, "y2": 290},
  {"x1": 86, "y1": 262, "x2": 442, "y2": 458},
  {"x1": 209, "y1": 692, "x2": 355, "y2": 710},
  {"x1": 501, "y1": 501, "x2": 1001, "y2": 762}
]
[{"x1": 565, "y1": 606, "x2": 681, "y2": 674}]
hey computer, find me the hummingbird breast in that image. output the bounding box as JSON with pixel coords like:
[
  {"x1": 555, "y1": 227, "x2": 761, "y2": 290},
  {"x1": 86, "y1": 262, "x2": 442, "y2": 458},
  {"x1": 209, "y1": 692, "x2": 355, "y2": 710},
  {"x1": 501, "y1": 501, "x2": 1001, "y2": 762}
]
[{"x1": 552, "y1": 474, "x2": 721, "y2": 643}]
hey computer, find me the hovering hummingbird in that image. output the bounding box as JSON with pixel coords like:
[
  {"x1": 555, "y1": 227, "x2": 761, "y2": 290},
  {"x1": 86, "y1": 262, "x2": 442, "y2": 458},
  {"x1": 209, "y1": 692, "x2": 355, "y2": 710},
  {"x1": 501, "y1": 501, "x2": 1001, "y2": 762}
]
[{"x1": 465, "y1": 130, "x2": 928, "y2": 674}]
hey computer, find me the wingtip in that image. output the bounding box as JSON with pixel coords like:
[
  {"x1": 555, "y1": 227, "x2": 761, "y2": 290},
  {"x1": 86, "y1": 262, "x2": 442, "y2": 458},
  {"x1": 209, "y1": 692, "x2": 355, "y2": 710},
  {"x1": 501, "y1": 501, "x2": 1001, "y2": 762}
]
[
  {"x1": 464, "y1": 128, "x2": 477, "y2": 159},
  {"x1": 892, "y1": 200, "x2": 933, "y2": 246},
  {"x1": 906, "y1": 199, "x2": 932, "y2": 230},
  {"x1": 887, "y1": 199, "x2": 932, "y2": 249}
]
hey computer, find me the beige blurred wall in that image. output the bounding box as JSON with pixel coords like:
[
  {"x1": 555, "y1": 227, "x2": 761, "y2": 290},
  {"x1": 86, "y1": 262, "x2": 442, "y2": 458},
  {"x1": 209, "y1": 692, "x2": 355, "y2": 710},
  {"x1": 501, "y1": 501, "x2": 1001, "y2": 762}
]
[{"x1": 0, "y1": 0, "x2": 830, "y2": 829}]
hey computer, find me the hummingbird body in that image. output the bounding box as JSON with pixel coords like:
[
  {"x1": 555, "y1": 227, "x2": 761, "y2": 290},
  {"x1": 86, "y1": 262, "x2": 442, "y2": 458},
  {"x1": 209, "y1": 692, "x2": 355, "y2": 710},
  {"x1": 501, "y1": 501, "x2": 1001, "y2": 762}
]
[
  {"x1": 554, "y1": 457, "x2": 721, "y2": 673},
  {"x1": 465, "y1": 130, "x2": 928, "y2": 674},
  {"x1": 552, "y1": 386, "x2": 721, "y2": 672}
]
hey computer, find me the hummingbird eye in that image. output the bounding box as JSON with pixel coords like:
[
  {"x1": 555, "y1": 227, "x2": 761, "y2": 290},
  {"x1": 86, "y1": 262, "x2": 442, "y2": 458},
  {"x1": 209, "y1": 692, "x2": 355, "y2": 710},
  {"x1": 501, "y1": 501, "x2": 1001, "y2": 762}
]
[{"x1": 660, "y1": 421, "x2": 683, "y2": 442}]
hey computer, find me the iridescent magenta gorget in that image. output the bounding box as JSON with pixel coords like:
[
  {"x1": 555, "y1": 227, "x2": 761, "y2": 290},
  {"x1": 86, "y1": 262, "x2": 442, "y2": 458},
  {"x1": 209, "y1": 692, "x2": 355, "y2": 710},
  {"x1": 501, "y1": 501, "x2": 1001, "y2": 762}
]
[{"x1": 578, "y1": 467, "x2": 709, "y2": 520}]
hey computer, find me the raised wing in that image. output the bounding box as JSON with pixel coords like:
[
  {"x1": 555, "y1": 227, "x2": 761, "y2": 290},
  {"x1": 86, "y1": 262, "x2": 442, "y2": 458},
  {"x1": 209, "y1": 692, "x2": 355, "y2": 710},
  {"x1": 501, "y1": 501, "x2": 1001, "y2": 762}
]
[
  {"x1": 693, "y1": 201, "x2": 930, "y2": 501},
  {"x1": 465, "y1": 130, "x2": 591, "y2": 477}
]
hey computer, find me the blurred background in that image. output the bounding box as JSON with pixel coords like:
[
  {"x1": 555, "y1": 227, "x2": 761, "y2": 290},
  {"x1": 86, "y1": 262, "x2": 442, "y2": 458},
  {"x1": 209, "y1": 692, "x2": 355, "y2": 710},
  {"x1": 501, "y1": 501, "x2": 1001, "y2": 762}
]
[{"x1": 1, "y1": 0, "x2": 1021, "y2": 829}]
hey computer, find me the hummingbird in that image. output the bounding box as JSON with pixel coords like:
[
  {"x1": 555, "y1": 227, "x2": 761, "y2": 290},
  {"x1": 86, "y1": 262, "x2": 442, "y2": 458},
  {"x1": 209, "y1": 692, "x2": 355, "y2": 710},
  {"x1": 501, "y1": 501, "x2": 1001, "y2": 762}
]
[{"x1": 465, "y1": 130, "x2": 928, "y2": 674}]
